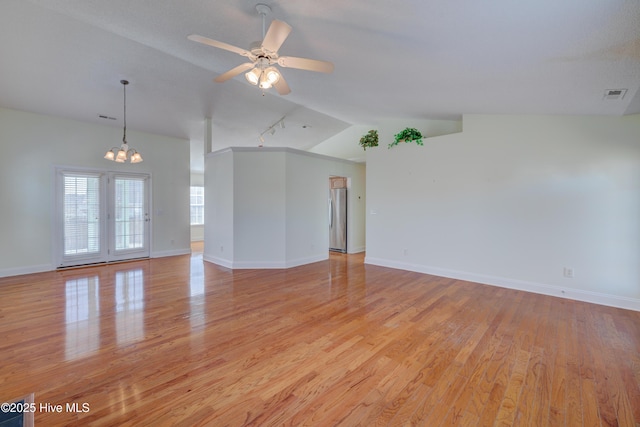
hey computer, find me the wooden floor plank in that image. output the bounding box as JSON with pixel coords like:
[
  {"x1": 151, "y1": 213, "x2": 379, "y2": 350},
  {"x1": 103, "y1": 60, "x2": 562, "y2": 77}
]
[
  {"x1": 0, "y1": 251, "x2": 639, "y2": 426},
  {"x1": 565, "y1": 303, "x2": 584, "y2": 427},
  {"x1": 494, "y1": 348, "x2": 530, "y2": 427}
]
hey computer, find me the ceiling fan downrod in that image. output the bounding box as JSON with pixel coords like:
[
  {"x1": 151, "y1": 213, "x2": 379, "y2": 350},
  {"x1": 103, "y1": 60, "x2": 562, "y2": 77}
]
[{"x1": 255, "y1": 3, "x2": 272, "y2": 39}]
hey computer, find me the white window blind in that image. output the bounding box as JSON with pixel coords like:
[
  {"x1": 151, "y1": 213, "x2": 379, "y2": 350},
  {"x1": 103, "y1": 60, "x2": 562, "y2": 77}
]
[
  {"x1": 63, "y1": 174, "x2": 101, "y2": 256},
  {"x1": 114, "y1": 177, "x2": 146, "y2": 250},
  {"x1": 190, "y1": 186, "x2": 204, "y2": 225}
]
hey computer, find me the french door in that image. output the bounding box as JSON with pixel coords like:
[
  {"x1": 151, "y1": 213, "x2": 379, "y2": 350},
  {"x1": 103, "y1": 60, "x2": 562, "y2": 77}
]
[{"x1": 56, "y1": 169, "x2": 150, "y2": 267}]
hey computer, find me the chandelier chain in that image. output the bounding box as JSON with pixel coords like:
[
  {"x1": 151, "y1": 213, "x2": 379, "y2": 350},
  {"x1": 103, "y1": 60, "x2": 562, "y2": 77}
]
[{"x1": 122, "y1": 80, "x2": 128, "y2": 143}]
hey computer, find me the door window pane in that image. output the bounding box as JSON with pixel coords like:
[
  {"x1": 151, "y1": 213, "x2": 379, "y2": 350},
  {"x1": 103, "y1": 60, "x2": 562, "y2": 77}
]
[
  {"x1": 114, "y1": 178, "x2": 145, "y2": 250},
  {"x1": 64, "y1": 175, "x2": 100, "y2": 255}
]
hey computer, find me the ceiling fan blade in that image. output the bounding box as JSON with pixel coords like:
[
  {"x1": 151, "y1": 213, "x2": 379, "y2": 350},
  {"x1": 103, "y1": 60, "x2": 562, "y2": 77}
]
[
  {"x1": 273, "y1": 74, "x2": 291, "y2": 95},
  {"x1": 214, "y1": 63, "x2": 255, "y2": 83},
  {"x1": 277, "y1": 56, "x2": 334, "y2": 73},
  {"x1": 261, "y1": 20, "x2": 292, "y2": 54},
  {"x1": 188, "y1": 34, "x2": 252, "y2": 58}
]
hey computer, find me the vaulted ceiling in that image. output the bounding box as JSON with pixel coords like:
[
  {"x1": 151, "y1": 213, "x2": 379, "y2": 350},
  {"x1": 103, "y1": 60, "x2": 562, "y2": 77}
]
[{"x1": 1, "y1": 0, "x2": 639, "y2": 171}]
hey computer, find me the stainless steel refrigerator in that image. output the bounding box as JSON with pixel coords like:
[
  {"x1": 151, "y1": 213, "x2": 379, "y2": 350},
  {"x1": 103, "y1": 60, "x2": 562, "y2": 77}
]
[{"x1": 329, "y1": 188, "x2": 347, "y2": 253}]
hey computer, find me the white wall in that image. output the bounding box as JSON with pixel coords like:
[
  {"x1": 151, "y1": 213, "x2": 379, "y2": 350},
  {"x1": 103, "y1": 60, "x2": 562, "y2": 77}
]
[
  {"x1": 203, "y1": 149, "x2": 234, "y2": 267},
  {"x1": 203, "y1": 147, "x2": 366, "y2": 269},
  {"x1": 234, "y1": 151, "x2": 287, "y2": 267},
  {"x1": 190, "y1": 224, "x2": 205, "y2": 242},
  {"x1": 366, "y1": 114, "x2": 640, "y2": 310},
  {"x1": 0, "y1": 107, "x2": 191, "y2": 277}
]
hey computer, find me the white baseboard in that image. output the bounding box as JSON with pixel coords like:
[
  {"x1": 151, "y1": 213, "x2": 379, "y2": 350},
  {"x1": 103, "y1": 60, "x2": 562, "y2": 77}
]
[
  {"x1": 151, "y1": 248, "x2": 191, "y2": 258},
  {"x1": 0, "y1": 252, "x2": 192, "y2": 278},
  {"x1": 364, "y1": 257, "x2": 640, "y2": 312},
  {"x1": 229, "y1": 260, "x2": 287, "y2": 269},
  {"x1": 285, "y1": 254, "x2": 327, "y2": 268},
  {"x1": 203, "y1": 253, "x2": 327, "y2": 269},
  {"x1": 348, "y1": 246, "x2": 366, "y2": 254},
  {"x1": 203, "y1": 254, "x2": 233, "y2": 269},
  {"x1": 0, "y1": 264, "x2": 55, "y2": 278}
]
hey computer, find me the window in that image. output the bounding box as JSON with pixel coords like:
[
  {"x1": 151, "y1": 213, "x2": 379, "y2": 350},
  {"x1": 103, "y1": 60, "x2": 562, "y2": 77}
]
[
  {"x1": 63, "y1": 174, "x2": 101, "y2": 256},
  {"x1": 190, "y1": 186, "x2": 204, "y2": 225}
]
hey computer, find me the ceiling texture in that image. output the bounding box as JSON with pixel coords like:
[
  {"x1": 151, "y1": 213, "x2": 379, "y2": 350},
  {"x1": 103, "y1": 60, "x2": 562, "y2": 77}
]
[{"x1": 1, "y1": 0, "x2": 639, "y2": 171}]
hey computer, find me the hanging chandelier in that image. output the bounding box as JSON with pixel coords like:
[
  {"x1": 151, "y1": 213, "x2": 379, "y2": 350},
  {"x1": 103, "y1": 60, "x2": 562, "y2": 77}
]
[{"x1": 104, "y1": 80, "x2": 143, "y2": 163}]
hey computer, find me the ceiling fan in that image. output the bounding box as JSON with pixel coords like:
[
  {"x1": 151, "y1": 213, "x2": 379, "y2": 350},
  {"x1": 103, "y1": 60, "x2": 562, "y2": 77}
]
[{"x1": 188, "y1": 3, "x2": 334, "y2": 95}]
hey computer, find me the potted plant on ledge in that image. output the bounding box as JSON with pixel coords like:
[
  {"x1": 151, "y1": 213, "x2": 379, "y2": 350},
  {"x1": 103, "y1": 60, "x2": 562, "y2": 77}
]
[
  {"x1": 359, "y1": 129, "x2": 379, "y2": 150},
  {"x1": 389, "y1": 127, "x2": 423, "y2": 148}
]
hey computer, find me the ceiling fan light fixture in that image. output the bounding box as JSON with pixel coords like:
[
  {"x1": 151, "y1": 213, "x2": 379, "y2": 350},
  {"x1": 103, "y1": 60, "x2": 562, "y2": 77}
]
[
  {"x1": 258, "y1": 73, "x2": 273, "y2": 89},
  {"x1": 265, "y1": 67, "x2": 280, "y2": 84},
  {"x1": 245, "y1": 68, "x2": 261, "y2": 85}
]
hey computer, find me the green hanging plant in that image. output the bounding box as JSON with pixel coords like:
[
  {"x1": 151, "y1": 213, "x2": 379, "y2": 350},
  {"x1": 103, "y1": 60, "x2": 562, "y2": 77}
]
[
  {"x1": 389, "y1": 127, "x2": 424, "y2": 149},
  {"x1": 359, "y1": 129, "x2": 379, "y2": 151}
]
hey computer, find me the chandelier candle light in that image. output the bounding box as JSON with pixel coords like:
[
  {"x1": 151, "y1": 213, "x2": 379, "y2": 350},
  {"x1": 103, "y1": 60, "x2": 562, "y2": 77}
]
[{"x1": 104, "y1": 80, "x2": 143, "y2": 163}]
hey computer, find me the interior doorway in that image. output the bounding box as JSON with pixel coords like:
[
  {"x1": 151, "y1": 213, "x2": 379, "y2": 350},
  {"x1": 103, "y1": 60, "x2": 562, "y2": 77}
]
[{"x1": 329, "y1": 176, "x2": 347, "y2": 253}]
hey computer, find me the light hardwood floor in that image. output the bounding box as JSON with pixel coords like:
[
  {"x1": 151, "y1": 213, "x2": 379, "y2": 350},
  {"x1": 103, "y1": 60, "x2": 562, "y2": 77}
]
[{"x1": 1, "y1": 250, "x2": 639, "y2": 426}]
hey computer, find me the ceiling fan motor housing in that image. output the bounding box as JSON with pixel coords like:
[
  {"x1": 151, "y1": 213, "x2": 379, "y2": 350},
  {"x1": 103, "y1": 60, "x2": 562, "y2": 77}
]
[{"x1": 249, "y1": 41, "x2": 274, "y2": 60}]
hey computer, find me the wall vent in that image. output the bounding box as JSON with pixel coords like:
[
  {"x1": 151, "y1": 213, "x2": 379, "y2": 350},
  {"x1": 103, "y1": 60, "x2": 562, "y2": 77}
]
[{"x1": 603, "y1": 89, "x2": 627, "y2": 100}]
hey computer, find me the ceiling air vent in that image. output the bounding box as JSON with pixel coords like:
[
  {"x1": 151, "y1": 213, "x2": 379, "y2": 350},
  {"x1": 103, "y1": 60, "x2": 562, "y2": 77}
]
[{"x1": 603, "y1": 89, "x2": 627, "y2": 100}]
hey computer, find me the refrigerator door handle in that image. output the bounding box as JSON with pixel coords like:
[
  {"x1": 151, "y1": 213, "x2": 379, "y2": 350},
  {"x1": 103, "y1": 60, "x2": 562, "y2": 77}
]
[{"x1": 328, "y1": 197, "x2": 333, "y2": 228}]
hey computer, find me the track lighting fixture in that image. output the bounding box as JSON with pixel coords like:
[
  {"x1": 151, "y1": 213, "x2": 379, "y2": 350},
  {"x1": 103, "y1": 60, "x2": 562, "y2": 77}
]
[{"x1": 257, "y1": 116, "x2": 286, "y2": 146}]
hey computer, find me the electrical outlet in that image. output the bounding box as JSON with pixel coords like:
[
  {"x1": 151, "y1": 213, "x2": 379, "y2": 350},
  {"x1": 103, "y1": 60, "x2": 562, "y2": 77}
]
[
  {"x1": 403, "y1": 248, "x2": 408, "y2": 256},
  {"x1": 563, "y1": 267, "x2": 574, "y2": 278}
]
